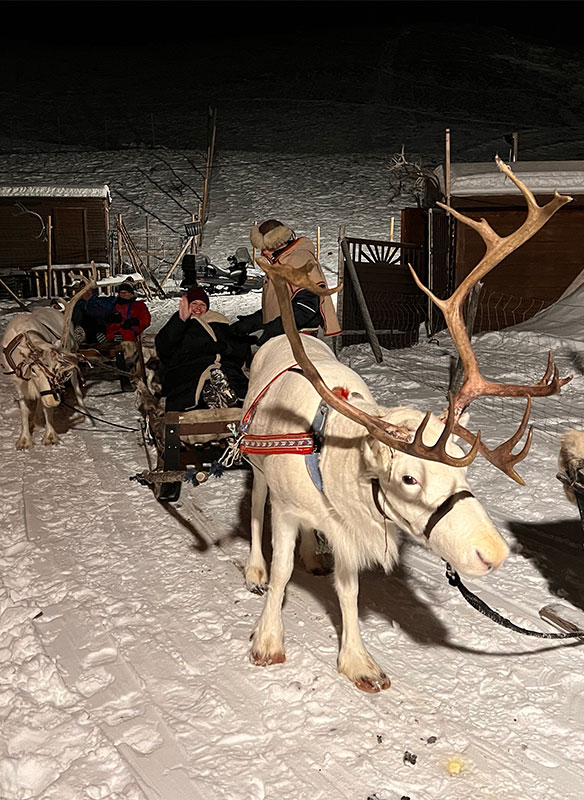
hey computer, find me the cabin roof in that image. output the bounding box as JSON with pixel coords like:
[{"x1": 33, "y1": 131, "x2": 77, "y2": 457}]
[
  {"x1": 433, "y1": 161, "x2": 584, "y2": 197},
  {"x1": 0, "y1": 185, "x2": 111, "y2": 201}
]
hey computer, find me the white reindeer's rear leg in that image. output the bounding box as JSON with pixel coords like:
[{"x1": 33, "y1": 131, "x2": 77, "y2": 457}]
[
  {"x1": 245, "y1": 467, "x2": 269, "y2": 594},
  {"x1": 335, "y1": 562, "x2": 391, "y2": 693},
  {"x1": 16, "y1": 395, "x2": 35, "y2": 450},
  {"x1": 299, "y1": 527, "x2": 333, "y2": 576},
  {"x1": 250, "y1": 506, "x2": 297, "y2": 666}
]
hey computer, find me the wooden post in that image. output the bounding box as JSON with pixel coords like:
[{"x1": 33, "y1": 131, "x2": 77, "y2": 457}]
[
  {"x1": 199, "y1": 107, "x2": 217, "y2": 246},
  {"x1": 316, "y1": 226, "x2": 321, "y2": 261},
  {"x1": 119, "y1": 221, "x2": 165, "y2": 299},
  {"x1": 0, "y1": 277, "x2": 30, "y2": 310},
  {"x1": 251, "y1": 219, "x2": 257, "y2": 265},
  {"x1": 340, "y1": 237, "x2": 383, "y2": 363},
  {"x1": 47, "y1": 215, "x2": 53, "y2": 297},
  {"x1": 117, "y1": 214, "x2": 123, "y2": 273},
  {"x1": 145, "y1": 216, "x2": 150, "y2": 274},
  {"x1": 190, "y1": 214, "x2": 197, "y2": 254},
  {"x1": 161, "y1": 237, "x2": 194, "y2": 287},
  {"x1": 445, "y1": 128, "x2": 451, "y2": 209},
  {"x1": 389, "y1": 216, "x2": 395, "y2": 242},
  {"x1": 196, "y1": 203, "x2": 202, "y2": 251},
  {"x1": 333, "y1": 225, "x2": 346, "y2": 355}
]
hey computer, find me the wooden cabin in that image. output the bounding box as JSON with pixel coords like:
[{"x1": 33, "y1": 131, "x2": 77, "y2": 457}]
[
  {"x1": 0, "y1": 185, "x2": 111, "y2": 296},
  {"x1": 402, "y1": 161, "x2": 584, "y2": 332}
]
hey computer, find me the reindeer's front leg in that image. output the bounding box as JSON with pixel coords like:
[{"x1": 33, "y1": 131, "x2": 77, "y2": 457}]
[
  {"x1": 16, "y1": 391, "x2": 35, "y2": 450},
  {"x1": 335, "y1": 562, "x2": 391, "y2": 693},
  {"x1": 245, "y1": 465, "x2": 269, "y2": 594},
  {"x1": 41, "y1": 404, "x2": 58, "y2": 446},
  {"x1": 250, "y1": 504, "x2": 297, "y2": 666}
]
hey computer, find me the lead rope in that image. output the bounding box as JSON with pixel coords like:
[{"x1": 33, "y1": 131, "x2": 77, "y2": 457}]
[
  {"x1": 445, "y1": 564, "x2": 584, "y2": 640},
  {"x1": 60, "y1": 399, "x2": 141, "y2": 432}
]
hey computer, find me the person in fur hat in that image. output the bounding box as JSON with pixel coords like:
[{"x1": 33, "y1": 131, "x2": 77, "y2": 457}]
[
  {"x1": 105, "y1": 280, "x2": 151, "y2": 343},
  {"x1": 155, "y1": 286, "x2": 249, "y2": 412},
  {"x1": 230, "y1": 219, "x2": 340, "y2": 345}
]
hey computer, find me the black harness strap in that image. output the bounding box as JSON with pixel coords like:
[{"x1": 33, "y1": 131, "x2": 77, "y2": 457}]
[
  {"x1": 446, "y1": 564, "x2": 584, "y2": 640},
  {"x1": 423, "y1": 490, "x2": 474, "y2": 540}
]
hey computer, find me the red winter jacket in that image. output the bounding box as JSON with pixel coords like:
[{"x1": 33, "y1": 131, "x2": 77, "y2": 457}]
[{"x1": 105, "y1": 299, "x2": 151, "y2": 342}]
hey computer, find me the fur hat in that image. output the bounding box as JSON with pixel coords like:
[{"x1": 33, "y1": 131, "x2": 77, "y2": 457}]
[
  {"x1": 117, "y1": 281, "x2": 135, "y2": 295},
  {"x1": 186, "y1": 286, "x2": 210, "y2": 308},
  {"x1": 250, "y1": 219, "x2": 295, "y2": 252}
]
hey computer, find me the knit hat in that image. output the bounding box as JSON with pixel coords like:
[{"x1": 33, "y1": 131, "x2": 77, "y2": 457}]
[
  {"x1": 186, "y1": 286, "x2": 210, "y2": 308},
  {"x1": 117, "y1": 281, "x2": 135, "y2": 295},
  {"x1": 250, "y1": 219, "x2": 295, "y2": 252}
]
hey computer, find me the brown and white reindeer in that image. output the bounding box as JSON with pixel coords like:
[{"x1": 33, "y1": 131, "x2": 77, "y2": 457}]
[
  {"x1": 241, "y1": 157, "x2": 573, "y2": 692},
  {"x1": 1, "y1": 275, "x2": 96, "y2": 449}
]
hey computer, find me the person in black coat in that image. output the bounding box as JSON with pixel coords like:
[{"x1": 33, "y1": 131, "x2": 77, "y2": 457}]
[{"x1": 155, "y1": 287, "x2": 249, "y2": 412}]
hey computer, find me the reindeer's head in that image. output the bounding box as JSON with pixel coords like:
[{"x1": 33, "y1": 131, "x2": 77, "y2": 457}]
[
  {"x1": 360, "y1": 404, "x2": 508, "y2": 576},
  {"x1": 19, "y1": 335, "x2": 80, "y2": 407}
]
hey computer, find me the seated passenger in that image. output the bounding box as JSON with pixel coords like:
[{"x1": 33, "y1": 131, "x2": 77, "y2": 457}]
[
  {"x1": 155, "y1": 286, "x2": 249, "y2": 412},
  {"x1": 105, "y1": 281, "x2": 151, "y2": 343},
  {"x1": 73, "y1": 286, "x2": 116, "y2": 344}
]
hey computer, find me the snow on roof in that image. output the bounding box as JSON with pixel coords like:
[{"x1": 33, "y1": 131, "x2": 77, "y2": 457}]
[
  {"x1": 433, "y1": 161, "x2": 584, "y2": 197},
  {"x1": 0, "y1": 185, "x2": 111, "y2": 201}
]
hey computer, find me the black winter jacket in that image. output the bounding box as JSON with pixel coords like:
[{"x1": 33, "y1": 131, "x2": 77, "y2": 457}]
[{"x1": 155, "y1": 310, "x2": 249, "y2": 411}]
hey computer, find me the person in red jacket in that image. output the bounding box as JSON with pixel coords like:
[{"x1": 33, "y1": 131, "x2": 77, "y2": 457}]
[{"x1": 105, "y1": 281, "x2": 151, "y2": 342}]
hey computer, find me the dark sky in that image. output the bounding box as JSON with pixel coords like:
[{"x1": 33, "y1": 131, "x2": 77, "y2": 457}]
[{"x1": 2, "y1": 1, "x2": 582, "y2": 156}]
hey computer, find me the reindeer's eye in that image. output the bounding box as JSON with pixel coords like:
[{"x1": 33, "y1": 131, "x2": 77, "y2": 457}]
[{"x1": 402, "y1": 475, "x2": 418, "y2": 486}]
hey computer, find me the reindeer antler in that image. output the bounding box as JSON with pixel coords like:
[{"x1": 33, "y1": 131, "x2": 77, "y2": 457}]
[
  {"x1": 410, "y1": 156, "x2": 573, "y2": 413},
  {"x1": 408, "y1": 156, "x2": 573, "y2": 482},
  {"x1": 256, "y1": 255, "x2": 480, "y2": 468},
  {"x1": 59, "y1": 273, "x2": 97, "y2": 347}
]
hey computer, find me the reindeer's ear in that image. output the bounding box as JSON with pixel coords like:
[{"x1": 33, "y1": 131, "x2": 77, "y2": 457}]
[{"x1": 362, "y1": 435, "x2": 394, "y2": 478}]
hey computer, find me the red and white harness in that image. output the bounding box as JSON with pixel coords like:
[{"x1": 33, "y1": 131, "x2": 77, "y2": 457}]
[{"x1": 238, "y1": 363, "x2": 331, "y2": 490}]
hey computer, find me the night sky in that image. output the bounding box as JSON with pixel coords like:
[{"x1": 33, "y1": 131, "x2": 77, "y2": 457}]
[{"x1": 1, "y1": 1, "x2": 583, "y2": 156}]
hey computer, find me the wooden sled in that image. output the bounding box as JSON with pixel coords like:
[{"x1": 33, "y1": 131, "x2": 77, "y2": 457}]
[{"x1": 139, "y1": 406, "x2": 245, "y2": 503}]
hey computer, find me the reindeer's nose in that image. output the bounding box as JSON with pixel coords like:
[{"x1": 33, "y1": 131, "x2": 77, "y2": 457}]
[{"x1": 475, "y1": 540, "x2": 508, "y2": 573}]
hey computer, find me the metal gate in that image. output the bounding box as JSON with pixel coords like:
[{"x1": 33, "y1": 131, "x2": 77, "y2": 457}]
[{"x1": 336, "y1": 235, "x2": 425, "y2": 351}]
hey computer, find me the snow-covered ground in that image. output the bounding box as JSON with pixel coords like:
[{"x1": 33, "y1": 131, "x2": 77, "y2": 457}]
[{"x1": 2, "y1": 142, "x2": 584, "y2": 800}]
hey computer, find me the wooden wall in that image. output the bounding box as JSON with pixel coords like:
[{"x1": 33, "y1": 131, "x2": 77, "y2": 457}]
[
  {"x1": 453, "y1": 199, "x2": 584, "y2": 330},
  {"x1": 0, "y1": 196, "x2": 109, "y2": 270}
]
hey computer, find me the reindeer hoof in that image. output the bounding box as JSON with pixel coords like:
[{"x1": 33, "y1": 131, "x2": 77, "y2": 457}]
[
  {"x1": 42, "y1": 435, "x2": 58, "y2": 446},
  {"x1": 16, "y1": 439, "x2": 32, "y2": 450},
  {"x1": 244, "y1": 566, "x2": 268, "y2": 595},
  {"x1": 250, "y1": 650, "x2": 286, "y2": 666},
  {"x1": 245, "y1": 580, "x2": 268, "y2": 596},
  {"x1": 354, "y1": 673, "x2": 391, "y2": 693}
]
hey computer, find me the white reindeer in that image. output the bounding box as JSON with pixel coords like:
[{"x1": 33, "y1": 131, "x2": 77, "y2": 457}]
[
  {"x1": 241, "y1": 158, "x2": 572, "y2": 692},
  {"x1": 558, "y1": 429, "x2": 584, "y2": 503},
  {"x1": 1, "y1": 277, "x2": 96, "y2": 449}
]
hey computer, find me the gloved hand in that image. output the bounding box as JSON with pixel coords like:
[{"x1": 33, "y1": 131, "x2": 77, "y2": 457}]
[
  {"x1": 230, "y1": 310, "x2": 263, "y2": 336},
  {"x1": 121, "y1": 316, "x2": 139, "y2": 329},
  {"x1": 107, "y1": 310, "x2": 122, "y2": 324}
]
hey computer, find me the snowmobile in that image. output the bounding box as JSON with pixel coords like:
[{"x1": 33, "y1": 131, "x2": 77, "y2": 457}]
[{"x1": 180, "y1": 247, "x2": 263, "y2": 294}]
